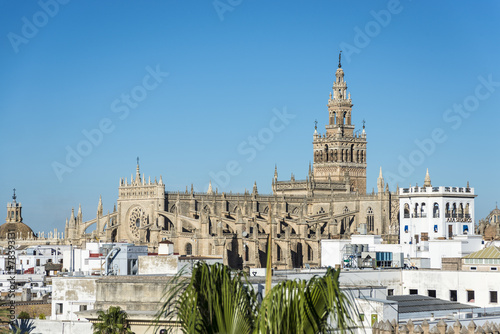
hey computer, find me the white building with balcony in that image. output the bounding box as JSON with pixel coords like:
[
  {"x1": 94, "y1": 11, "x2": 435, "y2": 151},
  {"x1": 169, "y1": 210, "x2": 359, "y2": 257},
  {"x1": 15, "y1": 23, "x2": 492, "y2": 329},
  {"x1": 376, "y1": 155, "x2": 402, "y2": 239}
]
[{"x1": 399, "y1": 170, "x2": 482, "y2": 268}]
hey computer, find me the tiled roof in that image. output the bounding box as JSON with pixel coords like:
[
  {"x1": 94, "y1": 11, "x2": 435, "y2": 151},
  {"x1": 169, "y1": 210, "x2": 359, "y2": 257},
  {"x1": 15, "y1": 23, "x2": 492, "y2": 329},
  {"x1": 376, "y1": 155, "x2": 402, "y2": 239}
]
[{"x1": 463, "y1": 246, "x2": 500, "y2": 259}]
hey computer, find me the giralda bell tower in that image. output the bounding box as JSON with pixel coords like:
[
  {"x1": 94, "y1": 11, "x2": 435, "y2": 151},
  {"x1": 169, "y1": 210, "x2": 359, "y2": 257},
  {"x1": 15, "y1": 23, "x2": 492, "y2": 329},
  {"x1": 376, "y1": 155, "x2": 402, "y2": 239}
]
[{"x1": 312, "y1": 53, "x2": 367, "y2": 193}]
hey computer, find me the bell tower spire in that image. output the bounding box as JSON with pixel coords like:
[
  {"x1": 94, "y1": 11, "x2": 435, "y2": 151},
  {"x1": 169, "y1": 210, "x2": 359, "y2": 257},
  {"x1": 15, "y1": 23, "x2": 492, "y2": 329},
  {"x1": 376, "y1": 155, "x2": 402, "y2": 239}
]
[{"x1": 312, "y1": 61, "x2": 367, "y2": 193}]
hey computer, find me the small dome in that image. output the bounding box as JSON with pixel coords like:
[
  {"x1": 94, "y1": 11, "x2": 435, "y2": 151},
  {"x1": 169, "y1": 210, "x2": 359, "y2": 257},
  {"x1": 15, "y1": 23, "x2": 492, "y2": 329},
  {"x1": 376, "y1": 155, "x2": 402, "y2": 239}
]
[{"x1": 0, "y1": 222, "x2": 35, "y2": 240}]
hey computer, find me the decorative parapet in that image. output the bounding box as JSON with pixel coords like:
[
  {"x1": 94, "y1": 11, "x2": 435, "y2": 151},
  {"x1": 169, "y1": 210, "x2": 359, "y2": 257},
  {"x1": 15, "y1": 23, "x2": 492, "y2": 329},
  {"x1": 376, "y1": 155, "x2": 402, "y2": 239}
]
[
  {"x1": 399, "y1": 186, "x2": 474, "y2": 196},
  {"x1": 373, "y1": 320, "x2": 500, "y2": 334}
]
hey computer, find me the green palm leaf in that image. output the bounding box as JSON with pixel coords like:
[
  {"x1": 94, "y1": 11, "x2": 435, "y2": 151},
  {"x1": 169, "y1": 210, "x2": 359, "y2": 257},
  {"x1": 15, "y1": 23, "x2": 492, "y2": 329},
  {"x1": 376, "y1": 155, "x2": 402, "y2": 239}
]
[{"x1": 157, "y1": 263, "x2": 358, "y2": 334}]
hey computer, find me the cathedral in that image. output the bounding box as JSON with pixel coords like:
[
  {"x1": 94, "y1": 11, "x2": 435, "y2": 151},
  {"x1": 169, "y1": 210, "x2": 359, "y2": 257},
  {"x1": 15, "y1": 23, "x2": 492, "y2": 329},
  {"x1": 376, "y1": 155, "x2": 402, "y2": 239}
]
[{"x1": 64, "y1": 59, "x2": 400, "y2": 269}]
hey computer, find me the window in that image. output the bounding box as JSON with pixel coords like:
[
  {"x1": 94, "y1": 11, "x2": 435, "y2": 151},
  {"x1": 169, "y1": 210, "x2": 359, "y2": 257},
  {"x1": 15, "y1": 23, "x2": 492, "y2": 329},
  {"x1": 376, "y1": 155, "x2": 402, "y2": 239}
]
[
  {"x1": 79, "y1": 305, "x2": 87, "y2": 311},
  {"x1": 428, "y1": 290, "x2": 436, "y2": 298},
  {"x1": 56, "y1": 303, "x2": 63, "y2": 314},
  {"x1": 467, "y1": 290, "x2": 475, "y2": 303},
  {"x1": 367, "y1": 208, "x2": 374, "y2": 232},
  {"x1": 185, "y1": 243, "x2": 192, "y2": 256},
  {"x1": 27, "y1": 260, "x2": 29, "y2": 265},
  {"x1": 387, "y1": 289, "x2": 394, "y2": 296},
  {"x1": 36, "y1": 259, "x2": 40, "y2": 266},
  {"x1": 433, "y1": 203, "x2": 439, "y2": 218},
  {"x1": 450, "y1": 290, "x2": 457, "y2": 301},
  {"x1": 491, "y1": 291, "x2": 498, "y2": 303},
  {"x1": 491, "y1": 267, "x2": 498, "y2": 271},
  {"x1": 409, "y1": 289, "x2": 418, "y2": 295},
  {"x1": 470, "y1": 267, "x2": 477, "y2": 271}
]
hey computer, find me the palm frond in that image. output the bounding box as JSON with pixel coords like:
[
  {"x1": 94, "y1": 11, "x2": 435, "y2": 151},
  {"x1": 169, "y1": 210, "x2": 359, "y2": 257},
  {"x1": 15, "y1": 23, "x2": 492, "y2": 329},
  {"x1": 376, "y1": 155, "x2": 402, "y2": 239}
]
[
  {"x1": 255, "y1": 268, "x2": 357, "y2": 334},
  {"x1": 156, "y1": 262, "x2": 258, "y2": 334}
]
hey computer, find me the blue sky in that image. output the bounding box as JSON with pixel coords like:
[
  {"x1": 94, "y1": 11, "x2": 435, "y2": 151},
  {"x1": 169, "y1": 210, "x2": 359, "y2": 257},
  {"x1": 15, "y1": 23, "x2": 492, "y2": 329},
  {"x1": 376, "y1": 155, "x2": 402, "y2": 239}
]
[{"x1": 1, "y1": 1, "x2": 499, "y2": 234}]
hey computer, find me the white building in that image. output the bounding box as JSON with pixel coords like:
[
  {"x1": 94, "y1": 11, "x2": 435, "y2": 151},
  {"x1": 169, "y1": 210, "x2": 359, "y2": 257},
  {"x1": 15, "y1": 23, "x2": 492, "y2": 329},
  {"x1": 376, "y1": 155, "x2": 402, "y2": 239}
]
[
  {"x1": 321, "y1": 235, "x2": 405, "y2": 269},
  {"x1": 399, "y1": 171, "x2": 481, "y2": 268},
  {"x1": 62, "y1": 242, "x2": 148, "y2": 275},
  {"x1": 0, "y1": 245, "x2": 67, "y2": 275}
]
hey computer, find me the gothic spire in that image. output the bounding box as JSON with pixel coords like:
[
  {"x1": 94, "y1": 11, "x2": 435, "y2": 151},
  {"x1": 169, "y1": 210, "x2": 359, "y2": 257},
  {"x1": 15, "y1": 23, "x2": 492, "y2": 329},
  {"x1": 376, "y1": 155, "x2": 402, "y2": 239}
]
[
  {"x1": 377, "y1": 167, "x2": 385, "y2": 194},
  {"x1": 135, "y1": 157, "x2": 141, "y2": 183},
  {"x1": 424, "y1": 168, "x2": 432, "y2": 188},
  {"x1": 98, "y1": 195, "x2": 103, "y2": 216}
]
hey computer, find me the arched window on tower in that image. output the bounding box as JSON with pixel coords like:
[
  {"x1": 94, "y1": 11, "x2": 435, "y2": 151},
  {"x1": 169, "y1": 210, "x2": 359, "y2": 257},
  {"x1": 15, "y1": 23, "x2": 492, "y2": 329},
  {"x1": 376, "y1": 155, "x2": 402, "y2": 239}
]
[
  {"x1": 307, "y1": 244, "x2": 313, "y2": 262},
  {"x1": 350, "y1": 144, "x2": 354, "y2": 162},
  {"x1": 452, "y1": 203, "x2": 457, "y2": 218},
  {"x1": 277, "y1": 244, "x2": 282, "y2": 262},
  {"x1": 185, "y1": 243, "x2": 192, "y2": 256},
  {"x1": 404, "y1": 204, "x2": 410, "y2": 218},
  {"x1": 421, "y1": 203, "x2": 426, "y2": 218},
  {"x1": 433, "y1": 203, "x2": 439, "y2": 218},
  {"x1": 445, "y1": 203, "x2": 450, "y2": 218},
  {"x1": 366, "y1": 207, "x2": 374, "y2": 232},
  {"x1": 458, "y1": 204, "x2": 464, "y2": 218},
  {"x1": 465, "y1": 204, "x2": 470, "y2": 218}
]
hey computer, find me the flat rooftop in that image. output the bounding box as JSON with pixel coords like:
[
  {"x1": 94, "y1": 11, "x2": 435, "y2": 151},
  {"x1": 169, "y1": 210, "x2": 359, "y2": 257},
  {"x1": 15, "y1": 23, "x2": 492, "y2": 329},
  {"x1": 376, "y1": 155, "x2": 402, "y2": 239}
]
[{"x1": 388, "y1": 295, "x2": 478, "y2": 314}]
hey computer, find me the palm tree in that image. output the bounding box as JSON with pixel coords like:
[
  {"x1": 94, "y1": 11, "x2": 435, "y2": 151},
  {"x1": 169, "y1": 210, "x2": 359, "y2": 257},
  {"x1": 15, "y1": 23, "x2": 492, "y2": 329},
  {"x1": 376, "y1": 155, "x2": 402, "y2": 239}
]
[
  {"x1": 8, "y1": 319, "x2": 36, "y2": 334},
  {"x1": 93, "y1": 306, "x2": 134, "y2": 334},
  {"x1": 155, "y1": 262, "x2": 357, "y2": 334}
]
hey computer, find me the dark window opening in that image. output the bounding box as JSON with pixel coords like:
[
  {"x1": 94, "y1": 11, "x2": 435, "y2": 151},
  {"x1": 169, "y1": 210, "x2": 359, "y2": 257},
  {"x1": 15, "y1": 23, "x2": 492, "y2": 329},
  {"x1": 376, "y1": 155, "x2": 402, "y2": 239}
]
[
  {"x1": 450, "y1": 290, "x2": 457, "y2": 301},
  {"x1": 387, "y1": 289, "x2": 394, "y2": 296},
  {"x1": 428, "y1": 290, "x2": 436, "y2": 298},
  {"x1": 467, "y1": 290, "x2": 475, "y2": 303},
  {"x1": 491, "y1": 291, "x2": 498, "y2": 303},
  {"x1": 409, "y1": 289, "x2": 418, "y2": 295}
]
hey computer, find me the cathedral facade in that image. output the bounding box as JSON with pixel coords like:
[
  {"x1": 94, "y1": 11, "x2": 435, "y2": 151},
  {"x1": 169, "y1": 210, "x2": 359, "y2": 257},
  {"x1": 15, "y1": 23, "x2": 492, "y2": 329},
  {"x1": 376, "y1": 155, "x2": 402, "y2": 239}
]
[{"x1": 64, "y1": 61, "x2": 400, "y2": 269}]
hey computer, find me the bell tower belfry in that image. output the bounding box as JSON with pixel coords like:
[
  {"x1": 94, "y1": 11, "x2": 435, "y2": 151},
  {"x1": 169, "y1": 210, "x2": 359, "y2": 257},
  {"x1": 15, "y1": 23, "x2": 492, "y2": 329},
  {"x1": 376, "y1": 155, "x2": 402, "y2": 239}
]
[
  {"x1": 6, "y1": 189, "x2": 22, "y2": 223},
  {"x1": 312, "y1": 52, "x2": 367, "y2": 193}
]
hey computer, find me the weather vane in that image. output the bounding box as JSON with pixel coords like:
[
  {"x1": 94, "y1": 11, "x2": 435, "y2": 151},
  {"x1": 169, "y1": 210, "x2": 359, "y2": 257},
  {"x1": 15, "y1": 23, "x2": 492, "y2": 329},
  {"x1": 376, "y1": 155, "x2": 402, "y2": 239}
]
[
  {"x1": 12, "y1": 188, "x2": 16, "y2": 201},
  {"x1": 362, "y1": 119, "x2": 366, "y2": 129},
  {"x1": 338, "y1": 50, "x2": 342, "y2": 68},
  {"x1": 314, "y1": 119, "x2": 318, "y2": 130},
  {"x1": 137, "y1": 157, "x2": 139, "y2": 166}
]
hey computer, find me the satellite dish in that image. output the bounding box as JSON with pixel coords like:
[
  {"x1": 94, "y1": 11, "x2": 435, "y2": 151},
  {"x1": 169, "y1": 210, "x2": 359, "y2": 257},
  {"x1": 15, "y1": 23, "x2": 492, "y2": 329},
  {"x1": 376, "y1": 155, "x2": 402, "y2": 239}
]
[{"x1": 242, "y1": 231, "x2": 248, "y2": 237}]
